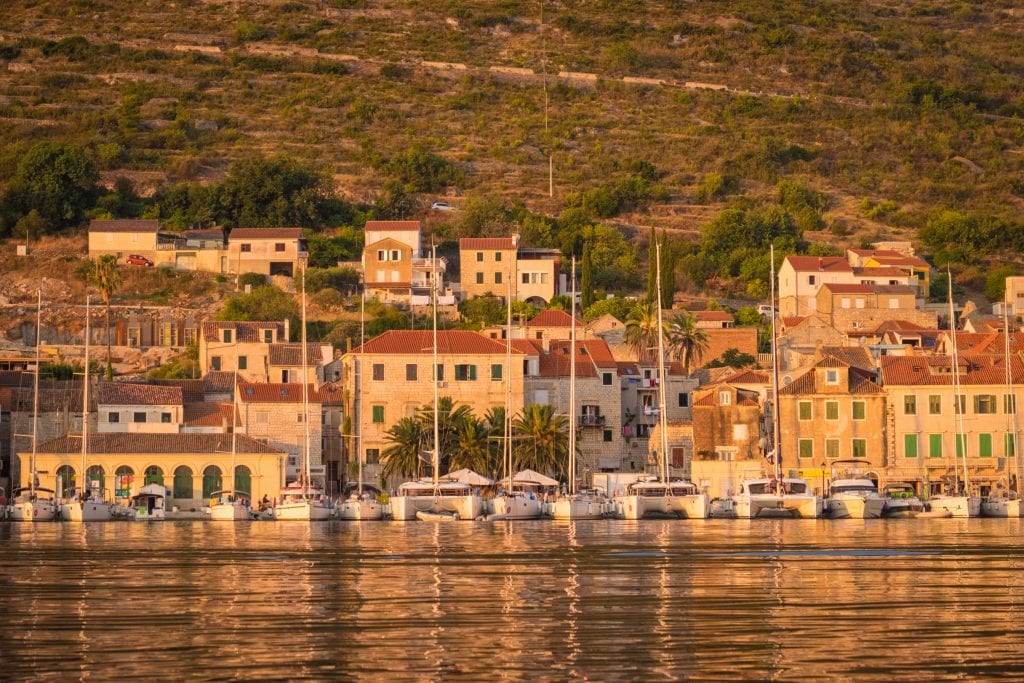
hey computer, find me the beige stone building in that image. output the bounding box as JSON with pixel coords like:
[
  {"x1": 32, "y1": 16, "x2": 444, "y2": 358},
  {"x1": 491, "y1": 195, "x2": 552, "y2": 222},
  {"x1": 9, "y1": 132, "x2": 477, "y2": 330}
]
[
  {"x1": 95, "y1": 382, "x2": 183, "y2": 434},
  {"x1": 689, "y1": 377, "x2": 767, "y2": 498},
  {"x1": 815, "y1": 283, "x2": 935, "y2": 333},
  {"x1": 87, "y1": 219, "x2": 161, "y2": 260},
  {"x1": 362, "y1": 220, "x2": 451, "y2": 305},
  {"x1": 236, "y1": 381, "x2": 323, "y2": 484},
  {"x1": 459, "y1": 236, "x2": 561, "y2": 305},
  {"x1": 226, "y1": 227, "x2": 308, "y2": 277},
  {"x1": 198, "y1": 321, "x2": 289, "y2": 379},
  {"x1": 778, "y1": 254, "x2": 919, "y2": 318}
]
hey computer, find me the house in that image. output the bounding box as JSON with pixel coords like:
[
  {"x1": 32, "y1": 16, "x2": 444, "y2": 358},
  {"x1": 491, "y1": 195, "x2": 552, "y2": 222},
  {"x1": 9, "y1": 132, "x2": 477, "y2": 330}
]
[
  {"x1": 197, "y1": 321, "x2": 289, "y2": 379},
  {"x1": 226, "y1": 227, "x2": 307, "y2": 277},
  {"x1": 778, "y1": 254, "x2": 918, "y2": 317},
  {"x1": 815, "y1": 283, "x2": 935, "y2": 333},
  {"x1": 95, "y1": 382, "x2": 183, "y2": 434},
  {"x1": 236, "y1": 382, "x2": 324, "y2": 484},
  {"x1": 847, "y1": 248, "x2": 931, "y2": 298},
  {"x1": 689, "y1": 377, "x2": 767, "y2": 499},
  {"x1": 267, "y1": 343, "x2": 331, "y2": 384},
  {"x1": 87, "y1": 219, "x2": 161, "y2": 261},
  {"x1": 587, "y1": 313, "x2": 626, "y2": 345},
  {"x1": 8, "y1": 381, "x2": 92, "y2": 489},
  {"x1": 362, "y1": 220, "x2": 451, "y2": 305},
  {"x1": 617, "y1": 359, "x2": 699, "y2": 471},
  {"x1": 458, "y1": 236, "x2": 562, "y2": 306}
]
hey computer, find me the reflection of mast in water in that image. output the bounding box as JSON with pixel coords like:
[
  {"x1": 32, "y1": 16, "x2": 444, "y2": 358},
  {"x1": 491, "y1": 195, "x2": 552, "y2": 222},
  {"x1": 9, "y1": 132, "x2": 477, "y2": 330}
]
[
  {"x1": 651, "y1": 522, "x2": 673, "y2": 680},
  {"x1": 563, "y1": 521, "x2": 582, "y2": 676}
]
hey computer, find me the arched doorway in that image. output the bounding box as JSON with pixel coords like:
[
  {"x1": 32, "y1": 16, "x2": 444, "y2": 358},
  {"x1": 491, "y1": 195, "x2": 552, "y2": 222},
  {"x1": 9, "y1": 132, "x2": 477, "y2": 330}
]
[
  {"x1": 202, "y1": 465, "x2": 222, "y2": 499},
  {"x1": 115, "y1": 466, "x2": 134, "y2": 499},
  {"x1": 86, "y1": 465, "x2": 105, "y2": 495},
  {"x1": 56, "y1": 465, "x2": 76, "y2": 495},
  {"x1": 234, "y1": 465, "x2": 252, "y2": 497},
  {"x1": 144, "y1": 466, "x2": 164, "y2": 486},
  {"x1": 173, "y1": 466, "x2": 193, "y2": 500}
]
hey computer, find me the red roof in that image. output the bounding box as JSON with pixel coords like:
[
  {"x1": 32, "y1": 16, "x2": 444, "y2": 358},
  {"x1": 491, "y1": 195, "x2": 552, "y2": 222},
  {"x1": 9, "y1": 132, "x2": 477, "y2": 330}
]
[
  {"x1": 229, "y1": 227, "x2": 304, "y2": 239},
  {"x1": 538, "y1": 339, "x2": 619, "y2": 377},
  {"x1": 784, "y1": 256, "x2": 850, "y2": 272},
  {"x1": 268, "y1": 343, "x2": 325, "y2": 366},
  {"x1": 183, "y1": 402, "x2": 237, "y2": 427},
  {"x1": 880, "y1": 355, "x2": 1024, "y2": 386},
  {"x1": 528, "y1": 309, "x2": 582, "y2": 328},
  {"x1": 97, "y1": 382, "x2": 183, "y2": 406},
  {"x1": 364, "y1": 220, "x2": 421, "y2": 231},
  {"x1": 460, "y1": 238, "x2": 516, "y2": 250},
  {"x1": 237, "y1": 382, "x2": 322, "y2": 403},
  {"x1": 151, "y1": 378, "x2": 205, "y2": 402},
  {"x1": 694, "y1": 310, "x2": 734, "y2": 322},
  {"x1": 35, "y1": 433, "x2": 279, "y2": 455},
  {"x1": 853, "y1": 266, "x2": 910, "y2": 278},
  {"x1": 352, "y1": 330, "x2": 518, "y2": 356},
  {"x1": 89, "y1": 219, "x2": 160, "y2": 233},
  {"x1": 201, "y1": 321, "x2": 286, "y2": 343}
]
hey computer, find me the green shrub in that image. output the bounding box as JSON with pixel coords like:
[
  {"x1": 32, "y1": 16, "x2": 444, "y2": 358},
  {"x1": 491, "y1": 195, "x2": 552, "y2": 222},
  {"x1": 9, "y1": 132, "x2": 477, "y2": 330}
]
[
  {"x1": 234, "y1": 21, "x2": 270, "y2": 42},
  {"x1": 238, "y1": 272, "x2": 269, "y2": 288},
  {"x1": 311, "y1": 288, "x2": 344, "y2": 308},
  {"x1": 303, "y1": 267, "x2": 360, "y2": 293}
]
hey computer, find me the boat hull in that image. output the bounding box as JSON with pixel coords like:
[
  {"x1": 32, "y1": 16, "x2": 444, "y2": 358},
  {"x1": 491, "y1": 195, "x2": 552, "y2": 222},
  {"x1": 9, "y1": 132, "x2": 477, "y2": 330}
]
[
  {"x1": 60, "y1": 501, "x2": 112, "y2": 522},
  {"x1": 550, "y1": 497, "x2": 608, "y2": 520},
  {"x1": 616, "y1": 494, "x2": 710, "y2": 520},
  {"x1": 9, "y1": 499, "x2": 57, "y2": 522},
  {"x1": 734, "y1": 494, "x2": 822, "y2": 519},
  {"x1": 490, "y1": 494, "x2": 543, "y2": 520},
  {"x1": 337, "y1": 498, "x2": 385, "y2": 521},
  {"x1": 133, "y1": 508, "x2": 165, "y2": 521},
  {"x1": 275, "y1": 501, "x2": 332, "y2": 521},
  {"x1": 927, "y1": 496, "x2": 981, "y2": 518},
  {"x1": 825, "y1": 495, "x2": 886, "y2": 520},
  {"x1": 981, "y1": 498, "x2": 1023, "y2": 517},
  {"x1": 208, "y1": 503, "x2": 251, "y2": 520},
  {"x1": 390, "y1": 494, "x2": 482, "y2": 521},
  {"x1": 883, "y1": 499, "x2": 926, "y2": 518}
]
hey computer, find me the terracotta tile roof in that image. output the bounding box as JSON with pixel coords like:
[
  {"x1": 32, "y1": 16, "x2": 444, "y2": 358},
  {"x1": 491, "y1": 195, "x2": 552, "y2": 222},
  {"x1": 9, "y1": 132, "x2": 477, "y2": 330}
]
[
  {"x1": 510, "y1": 339, "x2": 543, "y2": 355},
  {"x1": 460, "y1": 238, "x2": 516, "y2": 250},
  {"x1": 96, "y1": 382, "x2": 182, "y2": 406},
  {"x1": 34, "y1": 432, "x2": 280, "y2": 455},
  {"x1": 268, "y1": 343, "x2": 324, "y2": 366},
  {"x1": 364, "y1": 220, "x2": 421, "y2": 231},
  {"x1": 853, "y1": 266, "x2": 911, "y2": 278},
  {"x1": 692, "y1": 392, "x2": 717, "y2": 407},
  {"x1": 737, "y1": 397, "x2": 759, "y2": 407},
  {"x1": 353, "y1": 330, "x2": 519, "y2": 356},
  {"x1": 528, "y1": 309, "x2": 582, "y2": 328},
  {"x1": 872, "y1": 320, "x2": 929, "y2": 333},
  {"x1": 183, "y1": 402, "x2": 237, "y2": 427},
  {"x1": 784, "y1": 256, "x2": 850, "y2": 272},
  {"x1": 781, "y1": 316, "x2": 807, "y2": 328},
  {"x1": 538, "y1": 339, "x2": 619, "y2": 378},
  {"x1": 228, "y1": 227, "x2": 304, "y2": 239},
  {"x1": 820, "y1": 283, "x2": 916, "y2": 296},
  {"x1": 814, "y1": 356, "x2": 849, "y2": 369},
  {"x1": 10, "y1": 383, "x2": 89, "y2": 412},
  {"x1": 89, "y1": 219, "x2": 160, "y2": 233},
  {"x1": 820, "y1": 346, "x2": 874, "y2": 370},
  {"x1": 364, "y1": 281, "x2": 412, "y2": 289},
  {"x1": 237, "y1": 382, "x2": 322, "y2": 403},
  {"x1": 694, "y1": 310, "x2": 734, "y2": 322},
  {"x1": 150, "y1": 379, "x2": 205, "y2": 402},
  {"x1": 953, "y1": 332, "x2": 1024, "y2": 355},
  {"x1": 201, "y1": 321, "x2": 286, "y2": 343},
  {"x1": 880, "y1": 355, "x2": 1024, "y2": 386},
  {"x1": 203, "y1": 372, "x2": 237, "y2": 394},
  {"x1": 870, "y1": 254, "x2": 929, "y2": 268},
  {"x1": 779, "y1": 367, "x2": 883, "y2": 395},
  {"x1": 317, "y1": 381, "x2": 345, "y2": 406},
  {"x1": 724, "y1": 369, "x2": 770, "y2": 384}
]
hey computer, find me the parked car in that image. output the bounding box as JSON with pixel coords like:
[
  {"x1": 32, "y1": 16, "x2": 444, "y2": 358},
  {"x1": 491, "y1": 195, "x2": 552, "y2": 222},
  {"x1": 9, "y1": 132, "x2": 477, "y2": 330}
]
[
  {"x1": 126, "y1": 254, "x2": 154, "y2": 266},
  {"x1": 430, "y1": 201, "x2": 455, "y2": 211},
  {"x1": 757, "y1": 304, "x2": 777, "y2": 317}
]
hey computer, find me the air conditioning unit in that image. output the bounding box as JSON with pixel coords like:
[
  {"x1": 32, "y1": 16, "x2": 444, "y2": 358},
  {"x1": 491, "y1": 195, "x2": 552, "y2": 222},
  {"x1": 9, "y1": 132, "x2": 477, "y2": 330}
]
[{"x1": 437, "y1": 381, "x2": 448, "y2": 388}]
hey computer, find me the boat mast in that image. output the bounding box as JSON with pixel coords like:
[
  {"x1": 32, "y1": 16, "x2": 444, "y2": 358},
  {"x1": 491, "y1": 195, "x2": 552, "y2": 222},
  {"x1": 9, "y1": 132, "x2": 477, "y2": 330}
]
[
  {"x1": 31, "y1": 288, "x2": 41, "y2": 499},
  {"x1": 769, "y1": 245, "x2": 782, "y2": 483},
  {"x1": 230, "y1": 335, "x2": 239, "y2": 496},
  {"x1": 505, "y1": 242, "x2": 514, "y2": 486},
  {"x1": 432, "y1": 242, "x2": 440, "y2": 489},
  {"x1": 358, "y1": 274, "x2": 365, "y2": 497},
  {"x1": 301, "y1": 268, "x2": 311, "y2": 497},
  {"x1": 655, "y1": 242, "x2": 669, "y2": 485},
  {"x1": 1005, "y1": 301, "x2": 1021, "y2": 498},
  {"x1": 80, "y1": 295, "x2": 90, "y2": 499},
  {"x1": 948, "y1": 269, "x2": 969, "y2": 494},
  {"x1": 569, "y1": 256, "x2": 577, "y2": 495}
]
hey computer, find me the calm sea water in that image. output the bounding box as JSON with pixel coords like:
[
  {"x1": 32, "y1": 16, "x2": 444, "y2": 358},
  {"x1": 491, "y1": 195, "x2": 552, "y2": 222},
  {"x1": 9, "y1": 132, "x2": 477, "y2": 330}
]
[{"x1": 1, "y1": 519, "x2": 1023, "y2": 681}]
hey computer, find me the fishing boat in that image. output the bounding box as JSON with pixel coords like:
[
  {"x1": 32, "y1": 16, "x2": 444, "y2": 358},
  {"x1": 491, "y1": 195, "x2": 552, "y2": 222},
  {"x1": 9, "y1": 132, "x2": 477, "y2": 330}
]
[
  {"x1": 614, "y1": 243, "x2": 708, "y2": 521},
  {"x1": 131, "y1": 482, "x2": 168, "y2": 520},
  {"x1": 551, "y1": 257, "x2": 610, "y2": 520},
  {"x1": 338, "y1": 281, "x2": 384, "y2": 521},
  {"x1": 208, "y1": 348, "x2": 251, "y2": 521},
  {"x1": 824, "y1": 460, "x2": 886, "y2": 519},
  {"x1": 734, "y1": 247, "x2": 821, "y2": 519},
  {"x1": 882, "y1": 483, "x2": 926, "y2": 518},
  {"x1": 274, "y1": 270, "x2": 331, "y2": 521},
  {"x1": 61, "y1": 296, "x2": 113, "y2": 522},
  {"x1": 10, "y1": 290, "x2": 57, "y2": 523}
]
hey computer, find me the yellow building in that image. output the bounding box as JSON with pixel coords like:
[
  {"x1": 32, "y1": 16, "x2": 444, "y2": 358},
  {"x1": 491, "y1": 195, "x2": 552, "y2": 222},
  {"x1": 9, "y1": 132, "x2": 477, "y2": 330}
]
[
  {"x1": 198, "y1": 321, "x2": 288, "y2": 379},
  {"x1": 226, "y1": 227, "x2": 308, "y2": 277},
  {"x1": 847, "y1": 248, "x2": 931, "y2": 299},
  {"x1": 87, "y1": 219, "x2": 160, "y2": 260},
  {"x1": 23, "y1": 432, "x2": 285, "y2": 509},
  {"x1": 459, "y1": 236, "x2": 562, "y2": 306}
]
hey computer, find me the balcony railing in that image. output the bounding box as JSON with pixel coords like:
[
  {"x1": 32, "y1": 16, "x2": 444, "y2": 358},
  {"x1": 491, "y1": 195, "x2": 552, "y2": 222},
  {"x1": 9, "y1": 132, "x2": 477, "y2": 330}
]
[{"x1": 578, "y1": 414, "x2": 606, "y2": 427}]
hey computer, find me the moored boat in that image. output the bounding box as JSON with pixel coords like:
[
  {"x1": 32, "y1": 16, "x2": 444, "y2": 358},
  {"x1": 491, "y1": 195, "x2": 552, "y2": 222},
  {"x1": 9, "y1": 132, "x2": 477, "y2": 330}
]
[
  {"x1": 824, "y1": 461, "x2": 885, "y2": 519},
  {"x1": 131, "y1": 483, "x2": 168, "y2": 521},
  {"x1": 981, "y1": 495, "x2": 1023, "y2": 517},
  {"x1": 882, "y1": 483, "x2": 926, "y2": 518},
  {"x1": 615, "y1": 478, "x2": 709, "y2": 520},
  {"x1": 208, "y1": 491, "x2": 252, "y2": 521},
  {"x1": 9, "y1": 487, "x2": 57, "y2": 522},
  {"x1": 927, "y1": 493, "x2": 981, "y2": 518},
  {"x1": 390, "y1": 480, "x2": 483, "y2": 521},
  {"x1": 734, "y1": 477, "x2": 822, "y2": 519}
]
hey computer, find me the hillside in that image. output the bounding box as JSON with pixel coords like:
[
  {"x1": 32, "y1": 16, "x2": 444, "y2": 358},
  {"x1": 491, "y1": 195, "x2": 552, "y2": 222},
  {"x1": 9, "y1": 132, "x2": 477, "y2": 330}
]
[{"x1": 1, "y1": 1, "x2": 1023, "y2": 298}]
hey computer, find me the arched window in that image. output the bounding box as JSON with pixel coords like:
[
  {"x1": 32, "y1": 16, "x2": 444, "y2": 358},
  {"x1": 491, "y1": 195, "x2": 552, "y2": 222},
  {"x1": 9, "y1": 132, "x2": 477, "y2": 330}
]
[
  {"x1": 234, "y1": 465, "x2": 252, "y2": 497},
  {"x1": 114, "y1": 466, "x2": 134, "y2": 498},
  {"x1": 86, "y1": 465, "x2": 105, "y2": 493},
  {"x1": 56, "y1": 465, "x2": 76, "y2": 494},
  {"x1": 202, "y1": 465, "x2": 222, "y2": 499},
  {"x1": 144, "y1": 466, "x2": 164, "y2": 486},
  {"x1": 173, "y1": 466, "x2": 193, "y2": 500}
]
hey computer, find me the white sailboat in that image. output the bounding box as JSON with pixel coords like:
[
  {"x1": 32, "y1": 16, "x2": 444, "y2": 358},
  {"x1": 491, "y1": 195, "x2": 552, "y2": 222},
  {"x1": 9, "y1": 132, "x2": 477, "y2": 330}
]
[
  {"x1": 615, "y1": 242, "x2": 708, "y2": 520},
  {"x1": 338, "y1": 277, "x2": 384, "y2": 521},
  {"x1": 61, "y1": 295, "x2": 112, "y2": 522},
  {"x1": 823, "y1": 460, "x2": 886, "y2": 519},
  {"x1": 551, "y1": 256, "x2": 610, "y2": 520},
  {"x1": 9, "y1": 290, "x2": 57, "y2": 523},
  {"x1": 928, "y1": 271, "x2": 982, "y2": 518},
  {"x1": 734, "y1": 246, "x2": 822, "y2": 519},
  {"x1": 982, "y1": 303, "x2": 1023, "y2": 517},
  {"x1": 391, "y1": 245, "x2": 483, "y2": 522},
  {"x1": 208, "y1": 345, "x2": 251, "y2": 521},
  {"x1": 275, "y1": 269, "x2": 332, "y2": 521}
]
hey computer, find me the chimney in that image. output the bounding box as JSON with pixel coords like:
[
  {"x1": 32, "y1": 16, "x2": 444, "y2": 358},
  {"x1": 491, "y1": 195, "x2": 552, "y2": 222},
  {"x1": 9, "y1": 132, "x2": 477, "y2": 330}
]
[
  {"x1": 282, "y1": 318, "x2": 290, "y2": 342},
  {"x1": 320, "y1": 345, "x2": 332, "y2": 365},
  {"x1": 346, "y1": 337, "x2": 352, "y2": 353},
  {"x1": 512, "y1": 233, "x2": 520, "y2": 248}
]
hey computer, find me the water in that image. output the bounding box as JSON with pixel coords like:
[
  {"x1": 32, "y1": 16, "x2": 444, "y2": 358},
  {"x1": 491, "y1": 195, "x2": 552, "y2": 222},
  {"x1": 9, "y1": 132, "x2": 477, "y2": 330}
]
[{"x1": 2, "y1": 519, "x2": 1024, "y2": 681}]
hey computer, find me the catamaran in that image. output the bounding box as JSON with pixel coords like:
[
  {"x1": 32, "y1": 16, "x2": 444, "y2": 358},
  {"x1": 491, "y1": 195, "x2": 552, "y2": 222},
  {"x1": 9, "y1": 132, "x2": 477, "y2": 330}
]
[{"x1": 823, "y1": 460, "x2": 885, "y2": 519}]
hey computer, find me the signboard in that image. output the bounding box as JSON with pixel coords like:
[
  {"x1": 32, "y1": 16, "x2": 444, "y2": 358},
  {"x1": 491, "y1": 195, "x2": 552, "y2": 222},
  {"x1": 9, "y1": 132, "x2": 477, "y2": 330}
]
[{"x1": 308, "y1": 465, "x2": 326, "y2": 477}]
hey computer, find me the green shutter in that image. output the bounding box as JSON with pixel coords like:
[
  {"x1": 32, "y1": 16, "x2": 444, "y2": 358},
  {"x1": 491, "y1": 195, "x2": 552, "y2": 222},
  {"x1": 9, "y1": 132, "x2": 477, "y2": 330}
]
[
  {"x1": 799, "y1": 439, "x2": 813, "y2": 458},
  {"x1": 469, "y1": 364, "x2": 477, "y2": 381},
  {"x1": 956, "y1": 434, "x2": 966, "y2": 458},
  {"x1": 929, "y1": 434, "x2": 943, "y2": 458},
  {"x1": 852, "y1": 401, "x2": 865, "y2": 420},
  {"x1": 826, "y1": 402, "x2": 838, "y2": 420},
  {"x1": 172, "y1": 467, "x2": 192, "y2": 499},
  {"x1": 799, "y1": 402, "x2": 811, "y2": 420},
  {"x1": 904, "y1": 434, "x2": 917, "y2": 458},
  {"x1": 979, "y1": 433, "x2": 992, "y2": 457},
  {"x1": 852, "y1": 439, "x2": 866, "y2": 458},
  {"x1": 826, "y1": 439, "x2": 839, "y2": 458},
  {"x1": 372, "y1": 405, "x2": 384, "y2": 423},
  {"x1": 491, "y1": 364, "x2": 502, "y2": 380}
]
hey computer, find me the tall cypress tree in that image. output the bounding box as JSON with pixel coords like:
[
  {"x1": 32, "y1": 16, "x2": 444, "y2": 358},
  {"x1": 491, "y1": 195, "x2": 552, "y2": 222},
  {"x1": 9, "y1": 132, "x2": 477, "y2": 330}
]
[
  {"x1": 659, "y1": 231, "x2": 675, "y2": 309},
  {"x1": 646, "y1": 226, "x2": 657, "y2": 303},
  {"x1": 580, "y1": 241, "x2": 595, "y2": 310}
]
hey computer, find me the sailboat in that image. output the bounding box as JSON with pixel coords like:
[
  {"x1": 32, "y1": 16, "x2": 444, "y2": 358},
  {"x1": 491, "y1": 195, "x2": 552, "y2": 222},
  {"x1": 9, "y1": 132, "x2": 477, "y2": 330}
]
[
  {"x1": 615, "y1": 242, "x2": 708, "y2": 520},
  {"x1": 338, "y1": 277, "x2": 384, "y2": 521},
  {"x1": 275, "y1": 269, "x2": 332, "y2": 521},
  {"x1": 61, "y1": 295, "x2": 112, "y2": 522},
  {"x1": 208, "y1": 344, "x2": 251, "y2": 520},
  {"x1": 491, "y1": 251, "x2": 543, "y2": 520},
  {"x1": 9, "y1": 290, "x2": 57, "y2": 522},
  {"x1": 928, "y1": 272, "x2": 982, "y2": 518},
  {"x1": 551, "y1": 256, "x2": 610, "y2": 520},
  {"x1": 734, "y1": 246, "x2": 822, "y2": 519},
  {"x1": 982, "y1": 303, "x2": 1022, "y2": 516},
  {"x1": 390, "y1": 245, "x2": 484, "y2": 522}
]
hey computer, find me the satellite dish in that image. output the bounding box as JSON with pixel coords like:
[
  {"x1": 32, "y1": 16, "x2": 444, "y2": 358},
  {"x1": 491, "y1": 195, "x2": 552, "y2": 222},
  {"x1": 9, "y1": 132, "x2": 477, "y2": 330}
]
[{"x1": 783, "y1": 375, "x2": 793, "y2": 386}]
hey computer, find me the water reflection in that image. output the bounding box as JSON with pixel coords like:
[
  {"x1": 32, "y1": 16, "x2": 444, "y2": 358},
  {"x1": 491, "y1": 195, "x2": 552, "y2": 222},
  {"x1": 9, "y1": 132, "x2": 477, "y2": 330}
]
[{"x1": 2, "y1": 520, "x2": 1024, "y2": 680}]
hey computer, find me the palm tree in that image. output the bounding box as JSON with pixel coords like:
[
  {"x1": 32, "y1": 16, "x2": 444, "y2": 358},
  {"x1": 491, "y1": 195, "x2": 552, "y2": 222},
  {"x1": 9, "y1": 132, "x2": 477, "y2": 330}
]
[
  {"x1": 666, "y1": 311, "x2": 709, "y2": 374},
  {"x1": 86, "y1": 254, "x2": 122, "y2": 379},
  {"x1": 483, "y1": 406, "x2": 507, "y2": 477},
  {"x1": 381, "y1": 417, "x2": 425, "y2": 480},
  {"x1": 512, "y1": 404, "x2": 571, "y2": 480},
  {"x1": 414, "y1": 396, "x2": 473, "y2": 472},
  {"x1": 449, "y1": 416, "x2": 496, "y2": 476},
  {"x1": 624, "y1": 302, "x2": 663, "y2": 364}
]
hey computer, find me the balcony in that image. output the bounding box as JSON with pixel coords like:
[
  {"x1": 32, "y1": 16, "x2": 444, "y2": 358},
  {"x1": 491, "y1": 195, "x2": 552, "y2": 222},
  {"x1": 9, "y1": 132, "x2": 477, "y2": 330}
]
[{"x1": 578, "y1": 414, "x2": 606, "y2": 428}]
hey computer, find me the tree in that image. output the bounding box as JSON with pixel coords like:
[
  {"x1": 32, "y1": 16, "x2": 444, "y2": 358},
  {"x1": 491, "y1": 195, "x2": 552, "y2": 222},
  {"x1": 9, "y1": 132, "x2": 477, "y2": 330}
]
[
  {"x1": 381, "y1": 417, "x2": 425, "y2": 480},
  {"x1": 450, "y1": 416, "x2": 497, "y2": 476},
  {"x1": 666, "y1": 311, "x2": 710, "y2": 374},
  {"x1": 512, "y1": 404, "x2": 570, "y2": 480},
  {"x1": 84, "y1": 255, "x2": 122, "y2": 379},
  {"x1": 646, "y1": 226, "x2": 657, "y2": 303},
  {"x1": 582, "y1": 296, "x2": 632, "y2": 322},
  {"x1": 8, "y1": 141, "x2": 97, "y2": 230},
  {"x1": 580, "y1": 241, "x2": 595, "y2": 310},
  {"x1": 416, "y1": 396, "x2": 473, "y2": 470},
  {"x1": 624, "y1": 302, "x2": 662, "y2": 364},
  {"x1": 219, "y1": 286, "x2": 300, "y2": 339},
  {"x1": 706, "y1": 348, "x2": 757, "y2": 369},
  {"x1": 658, "y1": 231, "x2": 675, "y2": 308}
]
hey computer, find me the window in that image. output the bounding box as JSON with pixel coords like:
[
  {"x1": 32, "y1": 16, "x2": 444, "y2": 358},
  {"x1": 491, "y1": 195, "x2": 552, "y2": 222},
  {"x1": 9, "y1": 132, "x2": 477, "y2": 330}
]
[
  {"x1": 372, "y1": 364, "x2": 384, "y2": 381},
  {"x1": 798, "y1": 439, "x2": 813, "y2": 459},
  {"x1": 495, "y1": 272, "x2": 502, "y2": 284},
  {"x1": 391, "y1": 250, "x2": 399, "y2": 261},
  {"x1": 826, "y1": 439, "x2": 840, "y2": 459},
  {"x1": 108, "y1": 412, "x2": 120, "y2": 423},
  {"x1": 1006, "y1": 433, "x2": 1016, "y2": 457},
  {"x1": 929, "y1": 434, "x2": 942, "y2": 458},
  {"x1": 476, "y1": 272, "x2": 484, "y2": 284},
  {"x1": 372, "y1": 406, "x2": 384, "y2": 423},
  {"x1": 603, "y1": 429, "x2": 613, "y2": 442},
  {"x1": 491, "y1": 364, "x2": 502, "y2": 381},
  {"x1": 974, "y1": 395, "x2": 997, "y2": 414},
  {"x1": 678, "y1": 392, "x2": 688, "y2": 407},
  {"x1": 275, "y1": 243, "x2": 286, "y2": 252},
  {"x1": 366, "y1": 448, "x2": 380, "y2": 464},
  {"x1": 604, "y1": 372, "x2": 614, "y2": 386},
  {"x1": 719, "y1": 391, "x2": 731, "y2": 405},
  {"x1": 476, "y1": 252, "x2": 484, "y2": 262},
  {"x1": 808, "y1": 275, "x2": 816, "y2": 285},
  {"x1": 929, "y1": 395, "x2": 942, "y2": 415},
  {"x1": 979, "y1": 433, "x2": 992, "y2": 457},
  {"x1": 211, "y1": 356, "x2": 221, "y2": 372},
  {"x1": 281, "y1": 370, "x2": 289, "y2": 383},
  {"x1": 133, "y1": 412, "x2": 147, "y2": 423},
  {"x1": 161, "y1": 412, "x2": 172, "y2": 424},
  {"x1": 406, "y1": 364, "x2": 417, "y2": 381},
  {"x1": 377, "y1": 250, "x2": 386, "y2": 261},
  {"x1": 522, "y1": 273, "x2": 529, "y2": 284},
  {"x1": 455, "y1": 364, "x2": 478, "y2": 381},
  {"x1": 435, "y1": 364, "x2": 445, "y2": 381},
  {"x1": 904, "y1": 395, "x2": 916, "y2": 415},
  {"x1": 956, "y1": 434, "x2": 966, "y2": 458},
  {"x1": 841, "y1": 297, "x2": 851, "y2": 309},
  {"x1": 904, "y1": 434, "x2": 918, "y2": 458},
  {"x1": 297, "y1": 413, "x2": 304, "y2": 423},
  {"x1": 1005, "y1": 394, "x2": 1017, "y2": 414},
  {"x1": 826, "y1": 370, "x2": 838, "y2": 385},
  {"x1": 256, "y1": 412, "x2": 269, "y2": 424},
  {"x1": 240, "y1": 244, "x2": 251, "y2": 253},
  {"x1": 264, "y1": 329, "x2": 274, "y2": 343},
  {"x1": 798, "y1": 401, "x2": 812, "y2": 420},
  {"x1": 852, "y1": 401, "x2": 865, "y2": 420},
  {"x1": 223, "y1": 329, "x2": 232, "y2": 343},
  {"x1": 238, "y1": 356, "x2": 247, "y2": 370},
  {"x1": 954, "y1": 396, "x2": 966, "y2": 414},
  {"x1": 495, "y1": 252, "x2": 502, "y2": 262},
  {"x1": 825, "y1": 401, "x2": 839, "y2": 420},
  {"x1": 852, "y1": 439, "x2": 866, "y2": 458}
]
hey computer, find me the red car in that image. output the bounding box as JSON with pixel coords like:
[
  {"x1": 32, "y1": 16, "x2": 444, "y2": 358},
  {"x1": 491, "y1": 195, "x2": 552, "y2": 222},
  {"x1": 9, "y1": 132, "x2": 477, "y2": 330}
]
[{"x1": 126, "y1": 254, "x2": 154, "y2": 266}]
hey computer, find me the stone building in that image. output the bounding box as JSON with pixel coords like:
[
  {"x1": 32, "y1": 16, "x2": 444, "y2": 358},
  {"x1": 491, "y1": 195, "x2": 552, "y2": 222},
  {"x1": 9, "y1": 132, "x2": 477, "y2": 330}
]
[
  {"x1": 95, "y1": 382, "x2": 183, "y2": 434},
  {"x1": 458, "y1": 236, "x2": 561, "y2": 306},
  {"x1": 198, "y1": 321, "x2": 289, "y2": 379},
  {"x1": 236, "y1": 382, "x2": 323, "y2": 484}
]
